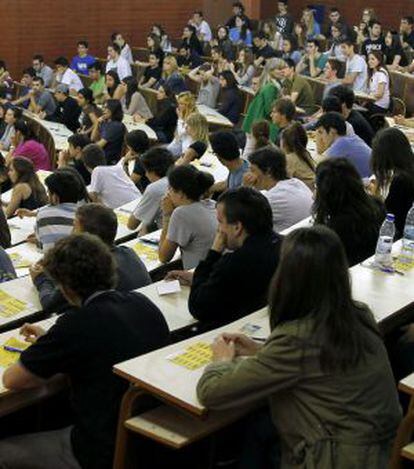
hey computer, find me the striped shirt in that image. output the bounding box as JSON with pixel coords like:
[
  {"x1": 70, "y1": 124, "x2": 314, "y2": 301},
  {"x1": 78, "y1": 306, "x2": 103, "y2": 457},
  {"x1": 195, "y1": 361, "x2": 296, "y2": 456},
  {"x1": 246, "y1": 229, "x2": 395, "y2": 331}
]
[{"x1": 35, "y1": 203, "x2": 77, "y2": 252}]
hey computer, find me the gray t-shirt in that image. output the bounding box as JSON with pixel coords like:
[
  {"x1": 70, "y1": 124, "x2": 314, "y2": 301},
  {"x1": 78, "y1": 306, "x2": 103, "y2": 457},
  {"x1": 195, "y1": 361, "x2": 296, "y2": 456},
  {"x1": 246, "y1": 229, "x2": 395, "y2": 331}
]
[
  {"x1": 227, "y1": 159, "x2": 249, "y2": 189},
  {"x1": 167, "y1": 200, "x2": 218, "y2": 269},
  {"x1": 197, "y1": 77, "x2": 220, "y2": 109},
  {"x1": 36, "y1": 65, "x2": 54, "y2": 88},
  {"x1": 35, "y1": 90, "x2": 57, "y2": 117},
  {"x1": 133, "y1": 177, "x2": 168, "y2": 229}
]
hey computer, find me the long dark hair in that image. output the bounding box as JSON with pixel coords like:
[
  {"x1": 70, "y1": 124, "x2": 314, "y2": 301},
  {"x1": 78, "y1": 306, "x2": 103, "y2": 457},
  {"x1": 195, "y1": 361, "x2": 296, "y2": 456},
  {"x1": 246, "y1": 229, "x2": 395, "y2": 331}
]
[
  {"x1": 281, "y1": 122, "x2": 315, "y2": 172},
  {"x1": 371, "y1": 127, "x2": 414, "y2": 190},
  {"x1": 367, "y1": 50, "x2": 391, "y2": 87},
  {"x1": 122, "y1": 76, "x2": 138, "y2": 108},
  {"x1": 168, "y1": 165, "x2": 214, "y2": 201},
  {"x1": 235, "y1": 14, "x2": 248, "y2": 40},
  {"x1": 11, "y1": 157, "x2": 48, "y2": 205},
  {"x1": 105, "y1": 70, "x2": 120, "y2": 97},
  {"x1": 269, "y1": 225, "x2": 379, "y2": 372},
  {"x1": 14, "y1": 119, "x2": 36, "y2": 143}
]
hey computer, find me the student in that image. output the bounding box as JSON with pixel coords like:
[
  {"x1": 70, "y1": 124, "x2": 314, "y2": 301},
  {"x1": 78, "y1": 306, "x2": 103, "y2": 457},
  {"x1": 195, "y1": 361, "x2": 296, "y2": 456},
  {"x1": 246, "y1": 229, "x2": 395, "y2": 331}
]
[
  {"x1": 11, "y1": 67, "x2": 36, "y2": 108},
  {"x1": 340, "y1": 40, "x2": 368, "y2": 93},
  {"x1": 58, "y1": 133, "x2": 91, "y2": 185},
  {"x1": 296, "y1": 39, "x2": 328, "y2": 78},
  {"x1": 5, "y1": 157, "x2": 48, "y2": 218},
  {"x1": 371, "y1": 128, "x2": 414, "y2": 238},
  {"x1": 229, "y1": 47, "x2": 255, "y2": 87},
  {"x1": 167, "y1": 187, "x2": 282, "y2": 326},
  {"x1": 30, "y1": 203, "x2": 152, "y2": 313},
  {"x1": 209, "y1": 25, "x2": 234, "y2": 61},
  {"x1": 314, "y1": 158, "x2": 385, "y2": 266},
  {"x1": 49, "y1": 84, "x2": 82, "y2": 133},
  {"x1": 174, "y1": 112, "x2": 209, "y2": 166},
  {"x1": 301, "y1": 5, "x2": 321, "y2": 40},
  {"x1": 105, "y1": 43, "x2": 132, "y2": 80},
  {"x1": 262, "y1": 20, "x2": 283, "y2": 51},
  {"x1": 159, "y1": 55, "x2": 187, "y2": 95},
  {"x1": 246, "y1": 147, "x2": 313, "y2": 232},
  {"x1": 384, "y1": 30, "x2": 408, "y2": 70},
  {"x1": 128, "y1": 147, "x2": 174, "y2": 234},
  {"x1": 281, "y1": 35, "x2": 302, "y2": 65},
  {"x1": 0, "y1": 104, "x2": 6, "y2": 139},
  {"x1": 84, "y1": 143, "x2": 140, "y2": 209},
  {"x1": 151, "y1": 24, "x2": 172, "y2": 53},
  {"x1": 8, "y1": 119, "x2": 51, "y2": 171},
  {"x1": 181, "y1": 24, "x2": 204, "y2": 57},
  {"x1": 139, "y1": 53, "x2": 162, "y2": 89},
  {"x1": 270, "y1": 97, "x2": 296, "y2": 144},
  {"x1": 118, "y1": 76, "x2": 152, "y2": 119},
  {"x1": 361, "y1": 20, "x2": 385, "y2": 57},
  {"x1": 329, "y1": 85, "x2": 374, "y2": 146},
  {"x1": 176, "y1": 44, "x2": 203, "y2": 69},
  {"x1": 281, "y1": 58, "x2": 315, "y2": 113},
  {"x1": 315, "y1": 112, "x2": 371, "y2": 178},
  {"x1": 140, "y1": 84, "x2": 177, "y2": 143},
  {"x1": 210, "y1": 130, "x2": 248, "y2": 192},
  {"x1": 123, "y1": 129, "x2": 150, "y2": 192},
  {"x1": 252, "y1": 32, "x2": 277, "y2": 67},
  {"x1": 167, "y1": 91, "x2": 196, "y2": 158},
  {"x1": 274, "y1": 0, "x2": 294, "y2": 35},
  {"x1": 326, "y1": 24, "x2": 347, "y2": 62},
  {"x1": 159, "y1": 165, "x2": 217, "y2": 269},
  {"x1": 91, "y1": 99, "x2": 126, "y2": 165},
  {"x1": 29, "y1": 76, "x2": 57, "y2": 118},
  {"x1": 111, "y1": 32, "x2": 134, "y2": 64},
  {"x1": 0, "y1": 107, "x2": 22, "y2": 151},
  {"x1": 366, "y1": 51, "x2": 391, "y2": 114},
  {"x1": 0, "y1": 233, "x2": 169, "y2": 469},
  {"x1": 188, "y1": 63, "x2": 220, "y2": 108},
  {"x1": 0, "y1": 209, "x2": 11, "y2": 249},
  {"x1": 226, "y1": 1, "x2": 252, "y2": 30},
  {"x1": 54, "y1": 56, "x2": 84, "y2": 94},
  {"x1": 197, "y1": 225, "x2": 401, "y2": 468},
  {"x1": 0, "y1": 246, "x2": 15, "y2": 283},
  {"x1": 88, "y1": 62, "x2": 106, "y2": 104},
  {"x1": 218, "y1": 71, "x2": 243, "y2": 125},
  {"x1": 70, "y1": 40, "x2": 96, "y2": 75},
  {"x1": 322, "y1": 58, "x2": 344, "y2": 98},
  {"x1": 280, "y1": 122, "x2": 315, "y2": 191},
  {"x1": 229, "y1": 15, "x2": 253, "y2": 47},
  {"x1": 324, "y1": 6, "x2": 355, "y2": 40},
  {"x1": 104, "y1": 70, "x2": 122, "y2": 99},
  {"x1": 76, "y1": 88, "x2": 102, "y2": 135},
  {"x1": 191, "y1": 10, "x2": 213, "y2": 43},
  {"x1": 32, "y1": 54, "x2": 53, "y2": 88},
  {"x1": 145, "y1": 33, "x2": 165, "y2": 66},
  {"x1": 242, "y1": 120, "x2": 276, "y2": 158}
]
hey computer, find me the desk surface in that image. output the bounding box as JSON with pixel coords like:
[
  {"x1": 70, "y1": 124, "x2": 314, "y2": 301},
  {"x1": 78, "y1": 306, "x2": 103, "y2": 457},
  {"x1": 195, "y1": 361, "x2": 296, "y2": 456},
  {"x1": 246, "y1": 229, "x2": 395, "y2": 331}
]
[
  {"x1": 23, "y1": 111, "x2": 72, "y2": 151},
  {"x1": 114, "y1": 199, "x2": 140, "y2": 242},
  {"x1": 6, "y1": 243, "x2": 43, "y2": 278},
  {"x1": 191, "y1": 150, "x2": 229, "y2": 183},
  {"x1": 114, "y1": 308, "x2": 269, "y2": 416},
  {"x1": 8, "y1": 216, "x2": 35, "y2": 247},
  {"x1": 197, "y1": 105, "x2": 234, "y2": 128},
  {"x1": 122, "y1": 115, "x2": 157, "y2": 140}
]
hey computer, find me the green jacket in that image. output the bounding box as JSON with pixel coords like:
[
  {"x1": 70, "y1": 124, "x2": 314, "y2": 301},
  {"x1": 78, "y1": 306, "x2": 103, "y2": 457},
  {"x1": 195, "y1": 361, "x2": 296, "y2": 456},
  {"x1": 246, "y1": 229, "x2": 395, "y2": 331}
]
[
  {"x1": 197, "y1": 314, "x2": 401, "y2": 469},
  {"x1": 242, "y1": 82, "x2": 280, "y2": 140}
]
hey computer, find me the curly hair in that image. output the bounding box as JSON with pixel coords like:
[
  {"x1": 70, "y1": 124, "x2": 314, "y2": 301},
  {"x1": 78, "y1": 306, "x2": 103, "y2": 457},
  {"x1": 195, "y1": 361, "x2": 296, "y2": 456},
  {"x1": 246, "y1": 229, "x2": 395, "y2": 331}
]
[{"x1": 43, "y1": 233, "x2": 117, "y2": 301}]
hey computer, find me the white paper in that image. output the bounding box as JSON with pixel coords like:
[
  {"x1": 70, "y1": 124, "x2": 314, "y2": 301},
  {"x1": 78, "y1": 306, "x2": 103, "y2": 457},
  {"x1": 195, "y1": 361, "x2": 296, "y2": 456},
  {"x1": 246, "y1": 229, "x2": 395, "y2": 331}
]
[{"x1": 157, "y1": 280, "x2": 181, "y2": 296}]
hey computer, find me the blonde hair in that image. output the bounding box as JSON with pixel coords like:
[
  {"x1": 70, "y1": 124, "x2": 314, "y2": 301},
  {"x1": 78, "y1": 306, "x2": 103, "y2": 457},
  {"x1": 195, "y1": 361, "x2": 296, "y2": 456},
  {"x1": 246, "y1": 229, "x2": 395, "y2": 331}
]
[
  {"x1": 261, "y1": 58, "x2": 286, "y2": 87},
  {"x1": 186, "y1": 112, "x2": 209, "y2": 144},
  {"x1": 177, "y1": 91, "x2": 196, "y2": 120},
  {"x1": 163, "y1": 55, "x2": 179, "y2": 77}
]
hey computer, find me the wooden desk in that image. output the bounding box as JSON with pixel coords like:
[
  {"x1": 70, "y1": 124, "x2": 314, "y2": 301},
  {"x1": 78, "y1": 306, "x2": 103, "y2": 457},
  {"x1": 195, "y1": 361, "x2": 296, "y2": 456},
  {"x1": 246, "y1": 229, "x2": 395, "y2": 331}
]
[
  {"x1": 114, "y1": 199, "x2": 140, "y2": 243},
  {"x1": 354, "y1": 91, "x2": 376, "y2": 103},
  {"x1": 114, "y1": 308, "x2": 269, "y2": 417},
  {"x1": 196, "y1": 105, "x2": 234, "y2": 129},
  {"x1": 6, "y1": 243, "x2": 43, "y2": 278},
  {"x1": 122, "y1": 115, "x2": 157, "y2": 140},
  {"x1": 385, "y1": 118, "x2": 414, "y2": 144},
  {"x1": 191, "y1": 150, "x2": 229, "y2": 183}
]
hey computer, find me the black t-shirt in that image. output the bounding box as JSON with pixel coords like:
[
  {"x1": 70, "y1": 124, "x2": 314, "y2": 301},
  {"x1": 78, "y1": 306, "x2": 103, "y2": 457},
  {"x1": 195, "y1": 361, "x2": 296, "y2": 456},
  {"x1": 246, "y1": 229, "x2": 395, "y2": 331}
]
[
  {"x1": 274, "y1": 13, "x2": 294, "y2": 35},
  {"x1": 99, "y1": 120, "x2": 126, "y2": 164},
  {"x1": 72, "y1": 159, "x2": 91, "y2": 185},
  {"x1": 255, "y1": 44, "x2": 277, "y2": 60},
  {"x1": 21, "y1": 290, "x2": 170, "y2": 469},
  {"x1": 361, "y1": 37, "x2": 385, "y2": 57},
  {"x1": 132, "y1": 157, "x2": 150, "y2": 192},
  {"x1": 385, "y1": 171, "x2": 414, "y2": 239},
  {"x1": 347, "y1": 110, "x2": 375, "y2": 147},
  {"x1": 51, "y1": 96, "x2": 82, "y2": 133},
  {"x1": 143, "y1": 66, "x2": 162, "y2": 84},
  {"x1": 384, "y1": 45, "x2": 408, "y2": 67}
]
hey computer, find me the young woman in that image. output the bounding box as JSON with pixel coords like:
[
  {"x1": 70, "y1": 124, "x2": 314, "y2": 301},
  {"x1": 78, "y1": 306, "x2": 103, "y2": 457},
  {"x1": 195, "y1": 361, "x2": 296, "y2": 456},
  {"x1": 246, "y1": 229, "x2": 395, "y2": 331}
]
[
  {"x1": 218, "y1": 70, "x2": 243, "y2": 125},
  {"x1": 182, "y1": 24, "x2": 204, "y2": 56},
  {"x1": 327, "y1": 24, "x2": 347, "y2": 62},
  {"x1": 229, "y1": 15, "x2": 252, "y2": 47},
  {"x1": 8, "y1": 119, "x2": 51, "y2": 171},
  {"x1": 91, "y1": 99, "x2": 126, "y2": 165},
  {"x1": 229, "y1": 47, "x2": 255, "y2": 87},
  {"x1": 262, "y1": 21, "x2": 283, "y2": 51},
  {"x1": 384, "y1": 30, "x2": 408, "y2": 70},
  {"x1": 0, "y1": 107, "x2": 22, "y2": 152},
  {"x1": 354, "y1": 21, "x2": 369, "y2": 47},
  {"x1": 371, "y1": 127, "x2": 414, "y2": 238},
  {"x1": 175, "y1": 112, "x2": 209, "y2": 165},
  {"x1": 293, "y1": 22, "x2": 306, "y2": 50},
  {"x1": 146, "y1": 33, "x2": 164, "y2": 66},
  {"x1": 5, "y1": 157, "x2": 48, "y2": 218},
  {"x1": 209, "y1": 26, "x2": 234, "y2": 60},
  {"x1": 118, "y1": 76, "x2": 152, "y2": 119},
  {"x1": 76, "y1": 88, "x2": 102, "y2": 135},
  {"x1": 151, "y1": 24, "x2": 172, "y2": 53},
  {"x1": 197, "y1": 225, "x2": 401, "y2": 468},
  {"x1": 167, "y1": 91, "x2": 197, "y2": 157},
  {"x1": 242, "y1": 120, "x2": 276, "y2": 159},
  {"x1": 159, "y1": 164, "x2": 217, "y2": 269},
  {"x1": 301, "y1": 6, "x2": 321, "y2": 40},
  {"x1": 104, "y1": 70, "x2": 122, "y2": 100},
  {"x1": 367, "y1": 51, "x2": 391, "y2": 114},
  {"x1": 281, "y1": 36, "x2": 302, "y2": 65},
  {"x1": 313, "y1": 158, "x2": 385, "y2": 266},
  {"x1": 139, "y1": 53, "x2": 162, "y2": 89},
  {"x1": 160, "y1": 55, "x2": 187, "y2": 95},
  {"x1": 280, "y1": 122, "x2": 315, "y2": 191}
]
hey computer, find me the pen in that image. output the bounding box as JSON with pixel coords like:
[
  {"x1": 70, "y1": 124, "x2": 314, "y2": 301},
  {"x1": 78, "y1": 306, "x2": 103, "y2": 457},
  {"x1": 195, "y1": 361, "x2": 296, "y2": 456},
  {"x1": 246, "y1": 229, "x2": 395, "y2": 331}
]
[
  {"x1": 3, "y1": 345, "x2": 24, "y2": 353},
  {"x1": 252, "y1": 337, "x2": 267, "y2": 343}
]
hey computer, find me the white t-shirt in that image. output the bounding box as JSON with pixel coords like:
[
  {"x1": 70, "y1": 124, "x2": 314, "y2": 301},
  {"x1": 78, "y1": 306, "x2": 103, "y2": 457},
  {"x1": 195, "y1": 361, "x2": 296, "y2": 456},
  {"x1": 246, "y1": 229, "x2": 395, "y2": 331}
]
[
  {"x1": 167, "y1": 118, "x2": 193, "y2": 157},
  {"x1": 263, "y1": 178, "x2": 314, "y2": 233},
  {"x1": 120, "y1": 43, "x2": 134, "y2": 64},
  {"x1": 133, "y1": 177, "x2": 168, "y2": 229},
  {"x1": 167, "y1": 200, "x2": 217, "y2": 269},
  {"x1": 345, "y1": 54, "x2": 368, "y2": 93},
  {"x1": 106, "y1": 56, "x2": 132, "y2": 80},
  {"x1": 369, "y1": 69, "x2": 390, "y2": 110},
  {"x1": 89, "y1": 165, "x2": 140, "y2": 209},
  {"x1": 58, "y1": 68, "x2": 83, "y2": 92},
  {"x1": 197, "y1": 20, "x2": 212, "y2": 42}
]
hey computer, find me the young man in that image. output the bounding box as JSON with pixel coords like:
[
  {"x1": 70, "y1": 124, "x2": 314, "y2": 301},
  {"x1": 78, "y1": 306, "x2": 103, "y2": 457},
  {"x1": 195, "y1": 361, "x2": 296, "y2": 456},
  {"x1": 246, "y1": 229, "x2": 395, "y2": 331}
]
[
  {"x1": 246, "y1": 147, "x2": 313, "y2": 232},
  {"x1": 400, "y1": 16, "x2": 414, "y2": 49},
  {"x1": 83, "y1": 143, "x2": 140, "y2": 209},
  {"x1": 191, "y1": 10, "x2": 212, "y2": 43},
  {"x1": 167, "y1": 187, "x2": 282, "y2": 326},
  {"x1": 296, "y1": 39, "x2": 328, "y2": 78},
  {"x1": 176, "y1": 44, "x2": 203, "y2": 69},
  {"x1": 54, "y1": 56, "x2": 83, "y2": 94},
  {"x1": 10, "y1": 68, "x2": 36, "y2": 108},
  {"x1": 361, "y1": 20, "x2": 385, "y2": 57},
  {"x1": 225, "y1": 2, "x2": 252, "y2": 30},
  {"x1": 30, "y1": 203, "x2": 152, "y2": 313},
  {"x1": 88, "y1": 62, "x2": 106, "y2": 104},
  {"x1": 70, "y1": 40, "x2": 96, "y2": 75},
  {"x1": 324, "y1": 7, "x2": 354, "y2": 41},
  {"x1": 210, "y1": 131, "x2": 249, "y2": 193},
  {"x1": 105, "y1": 43, "x2": 132, "y2": 81},
  {"x1": 139, "y1": 53, "x2": 162, "y2": 88},
  {"x1": 315, "y1": 112, "x2": 371, "y2": 178},
  {"x1": 329, "y1": 84, "x2": 374, "y2": 146},
  {"x1": 274, "y1": 0, "x2": 294, "y2": 35},
  {"x1": 32, "y1": 54, "x2": 54, "y2": 88},
  {"x1": 111, "y1": 32, "x2": 134, "y2": 64},
  {"x1": 253, "y1": 32, "x2": 277, "y2": 67},
  {"x1": 322, "y1": 58, "x2": 344, "y2": 98},
  {"x1": 49, "y1": 83, "x2": 81, "y2": 132},
  {"x1": 188, "y1": 63, "x2": 220, "y2": 108},
  {"x1": 124, "y1": 129, "x2": 150, "y2": 192},
  {"x1": 270, "y1": 97, "x2": 296, "y2": 143},
  {"x1": 281, "y1": 59, "x2": 315, "y2": 113},
  {"x1": 29, "y1": 76, "x2": 56, "y2": 118},
  {"x1": 58, "y1": 133, "x2": 91, "y2": 184},
  {"x1": 128, "y1": 147, "x2": 174, "y2": 233},
  {"x1": 0, "y1": 233, "x2": 168, "y2": 469},
  {"x1": 340, "y1": 40, "x2": 368, "y2": 93}
]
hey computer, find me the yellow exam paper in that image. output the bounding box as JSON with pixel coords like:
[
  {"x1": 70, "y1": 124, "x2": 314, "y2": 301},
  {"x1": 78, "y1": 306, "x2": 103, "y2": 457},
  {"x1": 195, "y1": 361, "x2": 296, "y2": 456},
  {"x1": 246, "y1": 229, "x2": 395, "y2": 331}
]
[
  {"x1": 169, "y1": 342, "x2": 213, "y2": 371},
  {"x1": 0, "y1": 337, "x2": 30, "y2": 368},
  {"x1": 0, "y1": 290, "x2": 29, "y2": 318}
]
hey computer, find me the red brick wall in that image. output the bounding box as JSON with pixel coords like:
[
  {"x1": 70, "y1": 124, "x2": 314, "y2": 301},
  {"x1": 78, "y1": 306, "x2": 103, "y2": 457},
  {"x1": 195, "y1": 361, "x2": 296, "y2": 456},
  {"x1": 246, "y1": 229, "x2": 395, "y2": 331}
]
[{"x1": 0, "y1": 0, "x2": 203, "y2": 78}]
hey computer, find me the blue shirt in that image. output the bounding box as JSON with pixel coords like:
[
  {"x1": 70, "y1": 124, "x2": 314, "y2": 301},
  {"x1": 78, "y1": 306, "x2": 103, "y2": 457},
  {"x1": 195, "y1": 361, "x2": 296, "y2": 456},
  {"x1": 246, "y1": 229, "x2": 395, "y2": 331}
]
[
  {"x1": 229, "y1": 28, "x2": 252, "y2": 47},
  {"x1": 70, "y1": 55, "x2": 96, "y2": 75},
  {"x1": 227, "y1": 159, "x2": 249, "y2": 189},
  {"x1": 326, "y1": 135, "x2": 372, "y2": 178}
]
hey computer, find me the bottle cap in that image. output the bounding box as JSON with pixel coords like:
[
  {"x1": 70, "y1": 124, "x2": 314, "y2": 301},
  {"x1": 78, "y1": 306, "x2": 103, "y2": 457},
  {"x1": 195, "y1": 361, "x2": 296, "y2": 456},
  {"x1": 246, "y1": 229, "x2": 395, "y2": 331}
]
[{"x1": 386, "y1": 213, "x2": 395, "y2": 222}]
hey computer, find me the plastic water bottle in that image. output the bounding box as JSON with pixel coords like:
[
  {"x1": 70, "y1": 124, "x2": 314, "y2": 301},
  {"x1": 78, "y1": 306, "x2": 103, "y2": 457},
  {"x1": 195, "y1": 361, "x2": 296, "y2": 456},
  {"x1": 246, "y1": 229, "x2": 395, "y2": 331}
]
[
  {"x1": 400, "y1": 203, "x2": 414, "y2": 264},
  {"x1": 374, "y1": 213, "x2": 395, "y2": 267}
]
